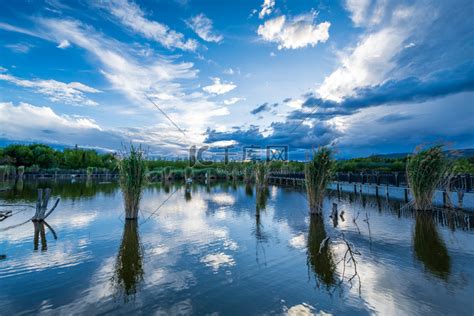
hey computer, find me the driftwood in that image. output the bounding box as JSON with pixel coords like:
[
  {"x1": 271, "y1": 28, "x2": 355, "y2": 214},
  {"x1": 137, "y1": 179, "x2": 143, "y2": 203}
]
[
  {"x1": 0, "y1": 210, "x2": 12, "y2": 222},
  {"x1": 33, "y1": 189, "x2": 60, "y2": 221}
]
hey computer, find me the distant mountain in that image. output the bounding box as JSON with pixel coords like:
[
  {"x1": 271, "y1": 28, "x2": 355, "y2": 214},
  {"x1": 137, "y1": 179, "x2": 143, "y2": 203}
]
[{"x1": 371, "y1": 148, "x2": 474, "y2": 159}]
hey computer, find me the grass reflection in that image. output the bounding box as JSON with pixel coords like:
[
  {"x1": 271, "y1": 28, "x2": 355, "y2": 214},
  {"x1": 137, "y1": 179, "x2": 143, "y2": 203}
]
[
  {"x1": 414, "y1": 212, "x2": 451, "y2": 279},
  {"x1": 113, "y1": 220, "x2": 144, "y2": 300},
  {"x1": 307, "y1": 216, "x2": 336, "y2": 289}
]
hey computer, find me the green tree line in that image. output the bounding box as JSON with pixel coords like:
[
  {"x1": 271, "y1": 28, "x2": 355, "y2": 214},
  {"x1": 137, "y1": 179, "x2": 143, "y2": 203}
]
[
  {"x1": 0, "y1": 144, "x2": 117, "y2": 170},
  {"x1": 0, "y1": 143, "x2": 472, "y2": 173}
]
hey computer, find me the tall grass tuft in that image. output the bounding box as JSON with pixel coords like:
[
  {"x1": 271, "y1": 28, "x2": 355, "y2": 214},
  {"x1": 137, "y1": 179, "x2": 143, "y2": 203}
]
[
  {"x1": 244, "y1": 166, "x2": 253, "y2": 183},
  {"x1": 407, "y1": 145, "x2": 449, "y2": 211},
  {"x1": 163, "y1": 166, "x2": 172, "y2": 181},
  {"x1": 86, "y1": 166, "x2": 94, "y2": 178},
  {"x1": 118, "y1": 145, "x2": 146, "y2": 219},
  {"x1": 254, "y1": 162, "x2": 268, "y2": 189},
  {"x1": 304, "y1": 147, "x2": 334, "y2": 215},
  {"x1": 185, "y1": 167, "x2": 193, "y2": 179},
  {"x1": 0, "y1": 166, "x2": 6, "y2": 181}
]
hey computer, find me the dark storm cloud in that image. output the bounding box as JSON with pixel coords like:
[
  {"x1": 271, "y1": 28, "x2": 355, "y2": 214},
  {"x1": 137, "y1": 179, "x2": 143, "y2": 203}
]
[
  {"x1": 376, "y1": 113, "x2": 413, "y2": 123},
  {"x1": 302, "y1": 62, "x2": 474, "y2": 112},
  {"x1": 250, "y1": 102, "x2": 278, "y2": 115}
]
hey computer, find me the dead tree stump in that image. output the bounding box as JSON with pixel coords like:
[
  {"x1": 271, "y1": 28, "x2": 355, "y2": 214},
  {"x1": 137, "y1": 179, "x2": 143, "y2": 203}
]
[{"x1": 33, "y1": 188, "x2": 60, "y2": 221}]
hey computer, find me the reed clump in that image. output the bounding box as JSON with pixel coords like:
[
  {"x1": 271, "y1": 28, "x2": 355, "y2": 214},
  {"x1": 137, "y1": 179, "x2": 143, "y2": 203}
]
[
  {"x1": 407, "y1": 145, "x2": 450, "y2": 211},
  {"x1": 254, "y1": 163, "x2": 268, "y2": 189},
  {"x1": 118, "y1": 145, "x2": 146, "y2": 219},
  {"x1": 185, "y1": 167, "x2": 193, "y2": 179},
  {"x1": 17, "y1": 166, "x2": 25, "y2": 179},
  {"x1": 162, "y1": 166, "x2": 172, "y2": 180},
  {"x1": 304, "y1": 147, "x2": 334, "y2": 216}
]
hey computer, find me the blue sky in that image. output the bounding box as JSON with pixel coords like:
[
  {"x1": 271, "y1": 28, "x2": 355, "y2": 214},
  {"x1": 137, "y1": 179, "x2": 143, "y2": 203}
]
[{"x1": 0, "y1": 0, "x2": 472, "y2": 159}]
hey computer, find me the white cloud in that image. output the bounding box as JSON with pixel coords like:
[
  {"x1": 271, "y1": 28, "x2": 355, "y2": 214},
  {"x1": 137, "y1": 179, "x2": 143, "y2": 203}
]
[
  {"x1": 0, "y1": 101, "x2": 200, "y2": 154},
  {"x1": 259, "y1": 0, "x2": 275, "y2": 19},
  {"x1": 97, "y1": 0, "x2": 198, "y2": 51},
  {"x1": 200, "y1": 252, "x2": 235, "y2": 272},
  {"x1": 0, "y1": 102, "x2": 103, "y2": 143},
  {"x1": 0, "y1": 73, "x2": 100, "y2": 106},
  {"x1": 317, "y1": 6, "x2": 416, "y2": 101},
  {"x1": 5, "y1": 43, "x2": 34, "y2": 53},
  {"x1": 285, "y1": 98, "x2": 303, "y2": 108},
  {"x1": 344, "y1": 0, "x2": 372, "y2": 27},
  {"x1": 186, "y1": 13, "x2": 223, "y2": 43},
  {"x1": 203, "y1": 77, "x2": 236, "y2": 95},
  {"x1": 223, "y1": 97, "x2": 245, "y2": 105},
  {"x1": 37, "y1": 18, "x2": 196, "y2": 103},
  {"x1": 257, "y1": 12, "x2": 330, "y2": 49},
  {"x1": 0, "y1": 22, "x2": 45, "y2": 38},
  {"x1": 344, "y1": 0, "x2": 389, "y2": 27},
  {"x1": 57, "y1": 39, "x2": 70, "y2": 49},
  {"x1": 1, "y1": 18, "x2": 230, "y2": 150}
]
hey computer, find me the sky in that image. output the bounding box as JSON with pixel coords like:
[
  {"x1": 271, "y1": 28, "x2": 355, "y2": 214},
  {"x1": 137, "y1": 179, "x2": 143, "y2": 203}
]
[{"x1": 0, "y1": 0, "x2": 473, "y2": 160}]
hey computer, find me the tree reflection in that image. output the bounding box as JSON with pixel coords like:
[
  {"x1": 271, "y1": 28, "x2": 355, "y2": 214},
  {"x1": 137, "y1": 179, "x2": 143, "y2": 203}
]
[
  {"x1": 33, "y1": 221, "x2": 57, "y2": 251},
  {"x1": 256, "y1": 187, "x2": 269, "y2": 212},
  {"x1": 184, "y1": 185, "x2": 192, "y2": 201},
  {"x1": 414, "y1": 212, "x2": 451, "y2": 280},
  {"x1": 245, "y1": 183, "x2": 253, "y2": 197},
  {"x1": 113, "y1": 220, "x2": 144, "y2": 300},
  {"x1": 307, "y1": 216, "x2": 336, "y2": 289}
]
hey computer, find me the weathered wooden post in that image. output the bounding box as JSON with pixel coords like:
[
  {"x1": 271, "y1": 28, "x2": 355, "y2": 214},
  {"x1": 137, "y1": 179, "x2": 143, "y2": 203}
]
[
  {"x1": 457, "y1": 190, "x2": 464, "y2": 209},
  {"x1": 33, "y1": 188, "x2": 60, "y2": 221},
  {"x1": 442, "y1": 191, "x2": 448, "y2": 208},
  {"x1": 331, "y1": 203, "x2": 338, "y2": 227},
  {"x1": 375, "y1": 185, "x2": 379, "y2": 197},
  {"x1": 466, "y1": 174, "x2": 472, "y2": 192},
  {"x1": 404, "y1": 188, "x2": 409, "y2": 203}
]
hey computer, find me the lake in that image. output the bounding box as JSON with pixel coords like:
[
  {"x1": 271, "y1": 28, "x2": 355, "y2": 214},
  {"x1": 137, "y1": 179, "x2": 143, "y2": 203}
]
[{"x1": 1, "y1": 179, "x2": 473, "y2": 315}]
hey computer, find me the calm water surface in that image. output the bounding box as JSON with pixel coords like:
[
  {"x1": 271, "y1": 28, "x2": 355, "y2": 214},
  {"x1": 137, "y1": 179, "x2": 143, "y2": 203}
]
[{"x1": 1, "y1": 180, "x2": 473, "y2": 315}]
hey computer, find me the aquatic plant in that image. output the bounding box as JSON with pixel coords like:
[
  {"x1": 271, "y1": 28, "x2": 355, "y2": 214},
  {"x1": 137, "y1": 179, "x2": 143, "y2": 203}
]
[
  {"x1": 307, "y1": 216, "x2": 336, "y2": 288},
  {"x1": 185, "y1": 167, "x2": 193, "y2": 179},
  {"x1": 113, "y1": 220, "x2": 144, "y2": 300},
  {"x1": 17, "y1": 166, "x2": 25, "y2": 179},
  {"x1": 304, "y1": 147, "x2": 334, "y2": 215},
  {"x1": 243, "y1": 166, "x2": 253, "y2": 183},
  {"x1": 163, "y1": 166, "x2": 172, "y2": 180},
  {"x1": 0, "y1": 166, "x2": 6, "y2": 181},
  {"x1": 86, "y1": 166, "x2": 94, "y2": 178},
  {"x1": 414, "y1": 212, "x2": 450, "y2": 279},
  {"x1": 254, "y1": 163, "x2": 268, "y2": 189},
  {"x1": 118, "y1": 145, "x2": 146, "y2": 219},
  {"x1": 245, "y1": 183, "x2": 253, "y2": 197},
  {"x1": 231, "y1": 168, "x2": 239, "y2": 180},
  {"x1": 407, "y1": 145, "x2": 450, "y2": 211}
]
